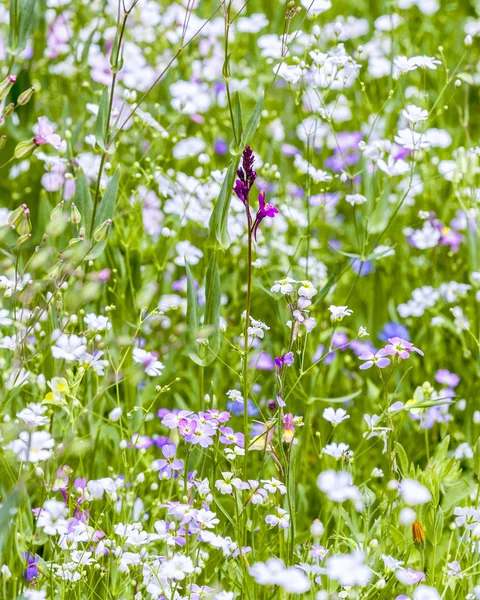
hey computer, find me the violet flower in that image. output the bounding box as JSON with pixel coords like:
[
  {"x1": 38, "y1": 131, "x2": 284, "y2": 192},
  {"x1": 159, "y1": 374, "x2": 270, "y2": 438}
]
[
  {"x1": 252, "y1": 192, "x2": 278, "y2": 240},
  {"x1": 274, "y1": 351, "x2": 294, "y2": 369}
]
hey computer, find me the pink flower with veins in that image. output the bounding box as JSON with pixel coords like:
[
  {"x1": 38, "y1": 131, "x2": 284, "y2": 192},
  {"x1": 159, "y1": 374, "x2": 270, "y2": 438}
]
[
  {"x1": 34, "y1": 117, "x2": 62, "y2": 150},
  {"x1": 384, "y1": 337, "x2": 424, "y2": 359}
]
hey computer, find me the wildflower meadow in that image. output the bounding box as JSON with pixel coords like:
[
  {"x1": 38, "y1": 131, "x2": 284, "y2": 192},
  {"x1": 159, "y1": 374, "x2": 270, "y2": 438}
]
[{"x1": 3, "y1": 0, "x2": 480, "y2": 598}]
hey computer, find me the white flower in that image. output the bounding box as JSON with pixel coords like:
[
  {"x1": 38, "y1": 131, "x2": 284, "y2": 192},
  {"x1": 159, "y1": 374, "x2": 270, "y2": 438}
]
[
  {"x1": 323, "y1": 407, "x2": 350, "y2": 425},
  {"x1": 346, "y1": 193, "x2": 367, "y2": 206},
  {"x1": 377, "y1": 155, "x2": 410, "y2": 176},
  {"x1": 411, "y1": 55, "x2": 441, "y2": 70},
  {"x1": 413, "y1": 585, "x2": 441, "y2": 600},
  {"x1": 298, "y1": 281, "x2": 318, "y2": 299},
  {"x1": 226, "y1": 389, "x2": 243, "y2": 403},
  {"x1": 132, "y1": 347, "x2": 164, "y2": 377},
  {"x1": 215, "y1": 472, "x2": 245, "y2": 495},
  {"x1": 37, "y1": 500, "x2": 68, "y2": 535},
  {"x1": 9, "y1": 431, "x2": 55, "y2": 462},
  {"x1": 394, "y1": 128, "x2": 431, "y2": 151},
  {"x1": 300, "y1": 0, "x2": 332, "y2": 14},
  {"x1": 265, "y1": 507, "x2": 290, "y2": 529},
  {"x1": 51, "y1": 333, "x2": 87, "y2": 362},
  {"x1": 84, "y1": 313, "x2": 111, "y2": 332},
  {"x1": 170, "y1": 80, "x2": 211, "y2": 114},
  {"x1": 323, "y1": 442, "x2": 351, "y2": 459},
  {"x1": 109, "y1": 407, "x2": 122, "y2": 422},
  {"x1": 402, "y1": 104, "x2": 429, "y2": 124},
  {"x1": 174, "y1": 240, "x2": 203, "y2": 266},
  {"x1": 172, "y1": 137, "x2": 207, "y2": 160},
  {"x1": 17, "y1": 403, "x2": 49, "y2": 427},
  {"x1": 317, "y1": 470, "x2": 361, "y2": 504},
  {"x1": 400, "y1": 479, "x2": 432, "y2": 505},
  {"x1": 236, "y1": 13, "x2": 269, "y2": 33},
  {"x1": 271, "y1": 277, "x2": 296, "y2": 295},
  {"x1": 250, "y1": 558, "x2": 311, "y2": 593},
  {"x1": 325, "y1": 551, "x2": 372, "y2": 586},
  {"x1": 294, "y1": 154, "x2": 332, "y2": 182},
  {"x1": 328, "y1": 305, "x2": 353, "y2": 322}
]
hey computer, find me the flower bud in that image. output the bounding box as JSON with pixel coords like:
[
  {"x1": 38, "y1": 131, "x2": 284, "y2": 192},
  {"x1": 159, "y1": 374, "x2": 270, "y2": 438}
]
[
  {"x1": 14, "y1": 139, "x2": 36, "y2": 160},
  {"x1": 16, "y1": 233, "x2": 31, "y2": 246},
  {"x1": 50, "y1": 202, "x2": 65, "y2": 220},
  {"x1": 94, "y1": 219, "x2": 112, "y2": 242},
  {"x1": 0, "y1": 75, "x2": 16, "y2": 101},
  {"x1": 8, "y1": 204, "x2": 27, "y2": 229},
  {"x1": 17, "y1": 209, "x2": 31, "y2": 235},
  {"x1": 0, "y1": 135, "x2": 6, "y2": 149},
  {"x1": 17, "y1": 87, "x2": 35, "y2": 106},
  {"x1": 2, "y1": 102, "x2": 14, "y2": 118},
  {"x1": 412, "y1": 520, "x2": 425, "y2": 547},
  {"x1": 70, "y1": 202, "x2": 82, "y2": 224}
]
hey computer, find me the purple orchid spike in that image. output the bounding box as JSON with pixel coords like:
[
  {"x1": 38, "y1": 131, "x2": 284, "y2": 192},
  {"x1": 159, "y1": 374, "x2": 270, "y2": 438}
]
[
  {"x1": 252, "y1": 192, "x2": 278, "y2": 240},
  {"x1": 233, "y1": 146, "x2": 257, "y2": 206}
]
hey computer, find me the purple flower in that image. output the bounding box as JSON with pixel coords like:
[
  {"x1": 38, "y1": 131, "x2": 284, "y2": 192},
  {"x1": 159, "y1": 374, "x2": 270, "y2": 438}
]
[
  {"x1": 358, "y1": 348, "x2": 391, "y2": 370},
  {"x1": 34, "y1": 117, "x2": 62, "y2": 150},
  {"x1": 435, "y1": 369, "x2": 460, "y2": 387},
  {"x1": 252, "y1": 192, "x2": 278, "y2": 240},
  {"x1": 379, "y1": 322, "x2": 410, "y2": 342},
  {"x1": 214, "y1": 139, "x2": 228, "y2": 155},
  {"x1": 152, "y1": 444, "x2": 184, "y2": 480},
  {"x1": 384, "y1": 337, "x2": 424, "y2": 359},
  {"x1": 274, "y1": 351, "x2": 295, "y2": 369},
  {"x1": 233, "y1": 146, "x2": 257, "y2": 206},
  {"x1": 23, "y1": 552, "x2": 39, "y2": 581},
  {"x1": 179, "y1": 419, "x2": 215, "y2": 447},
  {"x1": 219, "y1": 427, "x2": 245, "y2": 447}
]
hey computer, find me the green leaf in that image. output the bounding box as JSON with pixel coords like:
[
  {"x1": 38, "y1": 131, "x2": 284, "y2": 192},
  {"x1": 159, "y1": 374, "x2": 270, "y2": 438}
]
[
  {"x1": 88, "y1": 167, "x2": 120, "y2": 259},
  {"x1": 307, "y1": 390, "x2": 361, "y2": 404},
  {"x1": 74, "y1": 169, "x2": 93, "y2": 229},
  {"x1": 7, "y1": 0, "x2": 18, "y2": 53},
  {"x1": 17, "y1": 0, "x2": 36, "y2": 53},
  {"x1": 8, "y1": 0, "x2": 36, "y2": 54},
  {"x1": 206, "y1": 161, "x2": 237, "y2": 250},
  {"x1": 233, "y1": 91, "x2": 243, "y2": 142},
  {"x1": 95, "y1": 88, "x2": 109, "y2": 150},
  {"x1": 185, "y1": 262, "x2": 202, "y2": 365},
  {"x1": 202, "y1": 252, "x2": 221, "y2": 360},
  {"x1": 0, "y1": 485, "x2": 22, "y2": 555},
  {"x1": 94, "y1": 166, "x2": 120, "y2": 230},
  {"x1": 241, "y1": 94, "x2": 264, "y2": 147}
]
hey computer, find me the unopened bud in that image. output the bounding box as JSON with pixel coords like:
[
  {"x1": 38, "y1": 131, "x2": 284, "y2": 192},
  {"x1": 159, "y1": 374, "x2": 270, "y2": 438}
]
[
  {"x1": 2, "y1": 102, "x2": 14, "y2": 117},
  {"x1": 50, "y1": 202, "x2": 64, "y2": 220},
  {"x1": 70, "y1": 202, "x2": 82, "y2": 224},
  {"x1": 412, "y1": 520, "x2": 425, "y2": 547},
  {"x1": 0, "y1": 75, "x2": 16, "y2": 101},
  {"x1": 17, "y1": 87, "x2": 35, "y2": 106},
  {"x1": 17, "y1": 209, "x2": 31, "y2": 235},
  {"x1": 8, "y1": 204, "x2": 27, "y2": 229},
  {"x1": 0, "y1": 135, "x2": 6, "y2": 149},
  {"x1": 16, "y1": 233, "x2": 31, "y2": 246},
  {"x1": 14, "y1": 139, "x2": 36, "y2": 160},
  {"x1": 94, "y1": 219, "x2": 112, "y2": 242}
]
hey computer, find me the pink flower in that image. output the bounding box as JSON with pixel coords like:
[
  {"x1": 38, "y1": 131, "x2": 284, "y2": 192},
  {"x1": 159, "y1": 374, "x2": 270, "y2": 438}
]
[
  {"x1": 384, "y1": 337, "x2": 424, "y2": 359},
  {"x1": 34, "y1": 117, "x2": 62, "y2": 150}
]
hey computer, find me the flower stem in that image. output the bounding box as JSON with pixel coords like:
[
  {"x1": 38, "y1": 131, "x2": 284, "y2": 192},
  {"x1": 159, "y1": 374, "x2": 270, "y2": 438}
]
[{"x1": 243, "y1": 207, "x2": 253, "y2": 478}]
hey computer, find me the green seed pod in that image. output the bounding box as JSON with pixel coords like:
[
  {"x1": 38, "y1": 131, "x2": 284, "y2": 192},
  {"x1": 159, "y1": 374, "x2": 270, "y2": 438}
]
[
  {"x1": 94, "y1": 219, "x2": 112, "y2": 242},
  {"x1": 17, "y1": 87, "x2": 35, "y2": 106}
]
